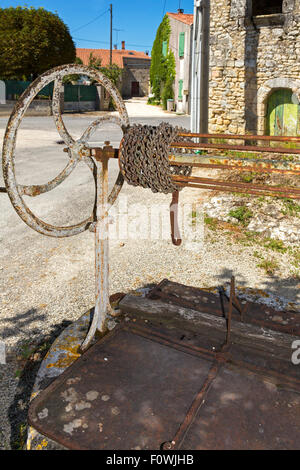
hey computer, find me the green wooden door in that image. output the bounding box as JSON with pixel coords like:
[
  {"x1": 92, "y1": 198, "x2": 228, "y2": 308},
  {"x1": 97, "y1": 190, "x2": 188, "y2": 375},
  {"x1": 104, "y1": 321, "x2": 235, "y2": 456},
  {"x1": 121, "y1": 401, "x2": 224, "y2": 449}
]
[{"x1": 267, "y1": 88, "x2": 300, "y2": 136}]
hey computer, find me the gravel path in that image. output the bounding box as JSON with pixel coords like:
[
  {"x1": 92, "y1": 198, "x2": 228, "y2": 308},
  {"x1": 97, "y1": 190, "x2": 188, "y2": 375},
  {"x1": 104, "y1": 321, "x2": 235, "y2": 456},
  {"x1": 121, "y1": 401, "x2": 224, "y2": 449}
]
[{"x1": 0, "y1": 101, "x2": 299, "y2": 449}]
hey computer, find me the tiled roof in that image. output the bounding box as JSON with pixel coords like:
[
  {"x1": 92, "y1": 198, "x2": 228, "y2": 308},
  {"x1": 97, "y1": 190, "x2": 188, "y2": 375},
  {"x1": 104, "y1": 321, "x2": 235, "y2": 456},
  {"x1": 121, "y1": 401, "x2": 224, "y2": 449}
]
[
  {"x1": 76, "y1": 48, "x2": 151, "y2": 69},
  {"x1": 167, "y1": 12, "x2": 194, "y2": 25}
]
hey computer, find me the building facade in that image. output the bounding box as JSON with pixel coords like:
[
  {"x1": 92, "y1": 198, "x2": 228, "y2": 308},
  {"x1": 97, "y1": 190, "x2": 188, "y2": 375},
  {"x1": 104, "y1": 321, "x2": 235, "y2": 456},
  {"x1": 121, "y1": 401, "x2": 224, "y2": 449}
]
[
  {"x1": 76, "y1": 42, "x2": 151, "y2": 99},
  {"x1": 209, "y1": 0, "x2": 300, "y2": 135},
  {"x1": 167, "y1": 11, "x2": 193, "y2": 114}
]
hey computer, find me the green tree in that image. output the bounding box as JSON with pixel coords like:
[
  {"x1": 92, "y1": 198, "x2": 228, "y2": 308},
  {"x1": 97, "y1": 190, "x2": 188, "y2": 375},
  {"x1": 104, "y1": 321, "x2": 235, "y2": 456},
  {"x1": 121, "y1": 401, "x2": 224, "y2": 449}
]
[
  {"x1": 88, "y1": 52, "x2": 102, "y2": 70},
  {"x1": 88, "y1": 52, "x2": 123, "y2": 88},
  {"x1": 0, "y1": 6, "x2": 76, "y2": 80},
  {"x1": 62, "y1": 57, "x2": 83, "y2": 84},
  {"x1": 150, "y1": 15, "x2": 176, "y2": 108}
]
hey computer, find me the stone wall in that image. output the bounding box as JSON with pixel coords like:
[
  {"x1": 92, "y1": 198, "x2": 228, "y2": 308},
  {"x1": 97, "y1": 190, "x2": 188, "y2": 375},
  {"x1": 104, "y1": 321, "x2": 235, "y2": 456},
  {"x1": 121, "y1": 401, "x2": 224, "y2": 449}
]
[
  {"x1": 0, "y1": 99, "x2": 52, "y2": 116},
  {"x1": 121, "y1": 58, "x2": 151, "y2": 98},
  {"x1": 209, "y1": 0, "x2": 300, "y2": 135}
]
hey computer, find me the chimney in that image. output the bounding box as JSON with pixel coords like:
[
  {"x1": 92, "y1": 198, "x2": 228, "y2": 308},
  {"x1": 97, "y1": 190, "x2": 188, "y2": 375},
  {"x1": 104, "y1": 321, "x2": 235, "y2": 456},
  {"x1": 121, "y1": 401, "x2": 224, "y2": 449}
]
[
  {"x1": 114, "y1": 44, "x2": 117, "y2": 50},
  {"x1": 177, "y1": 8, "x2": 184, "y2": 13},
  {"x1": 122, "y1": 41, "x2": 125, "y2": 50}
]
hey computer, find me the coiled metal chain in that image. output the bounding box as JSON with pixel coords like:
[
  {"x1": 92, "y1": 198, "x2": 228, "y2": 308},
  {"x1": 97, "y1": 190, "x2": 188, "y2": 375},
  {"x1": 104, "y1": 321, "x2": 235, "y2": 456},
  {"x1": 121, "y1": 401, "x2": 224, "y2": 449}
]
[{"x1": 119, "y1": 122, "x2": 192, "y2": 194}]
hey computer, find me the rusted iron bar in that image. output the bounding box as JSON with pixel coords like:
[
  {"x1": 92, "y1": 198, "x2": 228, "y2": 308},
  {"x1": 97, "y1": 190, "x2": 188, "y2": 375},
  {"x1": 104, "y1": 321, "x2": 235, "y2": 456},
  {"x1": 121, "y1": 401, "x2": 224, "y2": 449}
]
[
  {"x1": 172, "y1": 175, "x2": 300, "y2": 195},
  {"x1": 80, "y1": 154, "x2": 110, "y2": 352},
  {"x1": 219, "y1": 284, "x2": 248, "y2": 323},
  {"x1": 162, "y1": 361, "x2": 221, "y2": 450},
  {"x1": 170, "y1": 190, "x2": 182, "y2": 246},
  {"x1": 169, "y1": 153, "x2": 300, "y2": 175},
  {"x1": 171, "y1": 141, "x2": 300, "y2": 155},
  {"x1": 177, "y1": 132, "x2": 300, "y2": 143},
  {"x1": 175, "y1": 182, "x2": 300, "y2": 199},
  {"x1": 63, "y1": 146, "x2": 119, "y2": 160},
  {"x1": 171, "y1": 161, "x2": 300, "y2": 176}
]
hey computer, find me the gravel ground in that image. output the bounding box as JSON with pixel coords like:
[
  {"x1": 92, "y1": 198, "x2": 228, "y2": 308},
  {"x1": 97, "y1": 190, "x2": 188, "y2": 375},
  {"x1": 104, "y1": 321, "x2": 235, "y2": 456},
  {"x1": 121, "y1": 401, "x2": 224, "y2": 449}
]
[{"x1": 0, "y1": 100, "x2": 299, "y2": 449}]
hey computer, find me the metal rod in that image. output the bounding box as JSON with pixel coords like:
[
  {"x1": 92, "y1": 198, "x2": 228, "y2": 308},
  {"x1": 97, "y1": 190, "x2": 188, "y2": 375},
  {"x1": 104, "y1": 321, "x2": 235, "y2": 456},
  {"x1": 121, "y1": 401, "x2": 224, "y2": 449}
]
[
  {"x1": 171, "y1": 141, "x2": 300, "y2": 155},
  {"x1": 163, "y1": 361, "x2": 221, "y2": 450},
  {"x1": 170, "y1": 161, "x2": 300, "y2": 176},
  {"x1": 172, "y1": 175, "x2": 300, "y2": 194},
  {"x1": 169, "y1": 153, "x2": 300, "y2": 175},
  {"x1": 177, "y1": 132, "x2": 300, "y2": 142},
  {"x1": 170, "y1": 190, "x2": 182, "y2": 246},
  {"x1": 175, "y1": 182, "x2": 300, "y2": 199},
  {"x1": 81, "y1": 156, "x2": 110, "y2": 351}
]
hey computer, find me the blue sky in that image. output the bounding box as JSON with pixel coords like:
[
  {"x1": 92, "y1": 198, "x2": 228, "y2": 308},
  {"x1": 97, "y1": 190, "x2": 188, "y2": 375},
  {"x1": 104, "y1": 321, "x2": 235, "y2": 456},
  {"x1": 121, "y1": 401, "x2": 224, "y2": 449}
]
[{"x1": 1, "y1": 1, "x2": 194, "y2": 52}]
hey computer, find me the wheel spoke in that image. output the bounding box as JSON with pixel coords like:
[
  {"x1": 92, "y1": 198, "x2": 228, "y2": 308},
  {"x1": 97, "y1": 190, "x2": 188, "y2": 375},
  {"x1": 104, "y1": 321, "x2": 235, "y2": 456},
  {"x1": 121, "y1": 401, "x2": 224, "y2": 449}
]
[
  {"x1": 80, "y1": 115, "x2": 124, "y2": 143},
  {"x1": 2, "y1": 64, "x2": 129, "y2": 238},
  {"x1": 52, "y1": 78, "x2": 75, "y2": 147},
  {"x1": 19, "y1": 158, "x2": 78, "y2": 197}
]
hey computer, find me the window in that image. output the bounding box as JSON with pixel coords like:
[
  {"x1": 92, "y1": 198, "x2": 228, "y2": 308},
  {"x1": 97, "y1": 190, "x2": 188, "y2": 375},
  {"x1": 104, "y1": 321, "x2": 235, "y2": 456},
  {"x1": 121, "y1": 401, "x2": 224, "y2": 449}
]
[
  {"x1": 179, "y1": 32, "x2": 185, "y2": 58},
  {"x1": 252, "y1": 0, "x2": 282, "y2": 16},
  {"x1": 178, "y1": 80, "x2": 183, "y2": 100},
  {"x1": 162, "y1": 41, "x2": 168, "y2": 58}
]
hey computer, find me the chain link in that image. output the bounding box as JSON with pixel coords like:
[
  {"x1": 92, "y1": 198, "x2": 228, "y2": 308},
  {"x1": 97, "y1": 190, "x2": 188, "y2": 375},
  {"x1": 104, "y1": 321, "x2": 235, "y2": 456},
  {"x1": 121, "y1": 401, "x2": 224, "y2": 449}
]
[{"x1": 119, "y1": 123, "x2": 192, "y2": 194}]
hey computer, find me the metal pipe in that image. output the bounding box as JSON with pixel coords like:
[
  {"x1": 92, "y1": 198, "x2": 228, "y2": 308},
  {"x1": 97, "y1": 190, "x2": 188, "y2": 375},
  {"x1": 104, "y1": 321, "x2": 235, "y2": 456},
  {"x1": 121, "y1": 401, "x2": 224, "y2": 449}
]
[
  {"x1": 177, "y1": 132, "x2": 300, "y2": 142},
  {"x1": 81, "y1": 156, "x2": 110, "y2": 351},
  {"x1": 170, "y1": 141, "x2": 300, "y2": 155},
  {"x1": 172, "y1": 174, "x2": 300, "y2": 195},
  {"x1": 169, "y1": 152, "x2": 300, "y2": 174},
  {"x1": 172, "y1": 174, "x2": 300, "y2": 193},
  {"x1": 175, "y1": 182, "x2": 300, "y2": 199}
]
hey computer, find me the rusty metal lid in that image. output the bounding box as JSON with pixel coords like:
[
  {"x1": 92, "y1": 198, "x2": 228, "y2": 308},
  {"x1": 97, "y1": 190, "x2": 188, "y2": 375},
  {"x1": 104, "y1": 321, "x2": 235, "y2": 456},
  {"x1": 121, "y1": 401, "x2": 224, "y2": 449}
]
[{"x1": 28, "y1": 324, "x2": 213, "y2": 450}]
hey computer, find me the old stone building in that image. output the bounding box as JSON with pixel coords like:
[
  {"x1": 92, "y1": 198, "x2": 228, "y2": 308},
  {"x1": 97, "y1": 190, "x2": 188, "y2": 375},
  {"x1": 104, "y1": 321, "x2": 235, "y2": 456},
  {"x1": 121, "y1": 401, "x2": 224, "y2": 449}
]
[
  {"x1": 209, "y1": 0, "x2": 300, "y2": 135},
  {"x1": 77, "y1": 42, "x2": 151, "y2": 99},
  {"x1": 167, "y1": 11, "x2": 194, "y2": 113}
]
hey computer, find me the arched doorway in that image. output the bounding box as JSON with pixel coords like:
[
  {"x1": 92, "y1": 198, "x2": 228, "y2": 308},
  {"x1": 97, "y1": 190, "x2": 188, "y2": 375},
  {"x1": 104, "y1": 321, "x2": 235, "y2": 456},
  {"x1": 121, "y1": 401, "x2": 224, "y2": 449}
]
[{"x1": 266, "y1": 88, "x2": 300, "y2": 136}]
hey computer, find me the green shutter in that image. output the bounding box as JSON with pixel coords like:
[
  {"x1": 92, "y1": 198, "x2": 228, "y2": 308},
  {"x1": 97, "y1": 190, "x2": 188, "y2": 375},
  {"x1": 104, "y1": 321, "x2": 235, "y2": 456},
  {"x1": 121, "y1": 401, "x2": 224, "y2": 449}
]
[
  {"x1": 162, "y1": 40, "x2": 168, "y2": 57},
  {"x1": 179, "y1": 32, "x2": 185, "y2": 57},
  {"x1": 178, "y1": 80, "x2": 183, "y2": 100}
]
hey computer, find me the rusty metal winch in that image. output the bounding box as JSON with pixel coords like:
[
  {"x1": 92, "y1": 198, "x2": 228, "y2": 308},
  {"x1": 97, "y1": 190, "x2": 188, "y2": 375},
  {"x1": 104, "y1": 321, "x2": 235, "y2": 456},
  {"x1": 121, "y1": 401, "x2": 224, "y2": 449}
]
[
  {"x1": 2, "y1": 64, "x2": 300, "y2": 451},
  {"x1": 1, "y1": 64, "x2": 300, "y2": 352}
]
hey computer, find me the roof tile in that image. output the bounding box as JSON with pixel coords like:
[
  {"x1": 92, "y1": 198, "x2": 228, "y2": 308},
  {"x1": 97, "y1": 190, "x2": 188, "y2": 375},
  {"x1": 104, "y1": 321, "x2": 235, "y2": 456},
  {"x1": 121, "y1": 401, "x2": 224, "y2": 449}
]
[
  {"x1": 76, "y1": 48, "x2": 151, "y2": 69},
  {"x1": 167, "y1": 12, "x2": 194, "y2": 25}
]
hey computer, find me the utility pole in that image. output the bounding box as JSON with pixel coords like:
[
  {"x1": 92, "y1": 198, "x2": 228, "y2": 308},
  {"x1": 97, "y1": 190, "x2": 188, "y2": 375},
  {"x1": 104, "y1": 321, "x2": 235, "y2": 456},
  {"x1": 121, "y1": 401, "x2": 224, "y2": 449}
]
[
  {"x1": 110, "y1": 4, "x2": 113, "y2": 66},
  {"x1": 191, "y1": 0, "x2": 210, "y2": 134}
]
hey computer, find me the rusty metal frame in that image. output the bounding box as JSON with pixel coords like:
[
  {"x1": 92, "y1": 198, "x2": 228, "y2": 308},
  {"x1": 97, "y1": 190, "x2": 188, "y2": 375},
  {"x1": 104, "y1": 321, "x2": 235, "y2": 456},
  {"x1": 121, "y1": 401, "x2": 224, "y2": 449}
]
[
  {"x1": 27, "y1": 313, "x2": 300, "y2": 450},
  {"x1": 2, "y1": 64, "x2": 129, "y2": 238},
  {"x1": 2, "y1": 67, "x2": 299, "y2": 355},
  {"x1": 1, "y1": 64, "x2": 129, "y2": 350},
  {"x1": 169, "y1": 132, "x2": 300, "y2": 199}
]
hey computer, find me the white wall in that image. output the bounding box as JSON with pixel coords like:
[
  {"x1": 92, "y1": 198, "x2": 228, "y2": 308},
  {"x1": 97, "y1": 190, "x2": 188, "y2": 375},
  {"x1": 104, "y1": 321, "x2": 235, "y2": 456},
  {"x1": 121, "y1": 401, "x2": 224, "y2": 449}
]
[{"x1": 168, "y1": 16, "x2": 192, "y2": 114}]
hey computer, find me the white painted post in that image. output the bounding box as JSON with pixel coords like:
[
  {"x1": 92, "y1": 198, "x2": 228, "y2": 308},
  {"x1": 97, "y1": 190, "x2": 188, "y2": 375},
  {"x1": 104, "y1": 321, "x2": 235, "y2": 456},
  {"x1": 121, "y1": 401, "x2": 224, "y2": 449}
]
[
  {"x1": 191, "y1": 0, "x2": 210, "y2": 134},
  {"x1": 0, "y1": 81, "x2": 6, "y2": 105}
]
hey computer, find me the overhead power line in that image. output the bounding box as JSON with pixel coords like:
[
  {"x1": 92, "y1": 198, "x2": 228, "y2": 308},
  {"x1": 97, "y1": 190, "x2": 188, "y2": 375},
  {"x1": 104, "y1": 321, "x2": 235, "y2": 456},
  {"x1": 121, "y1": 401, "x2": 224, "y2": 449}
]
[
  {"x1": 74, "y1": 37, "x2": 110, "y2": 45},
  {"x1": 72, "y1": 8, "x2": 109, "y2": 33},
  {"x1": 74, "y1": 37, "x2": 151, "y2": 48}
]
